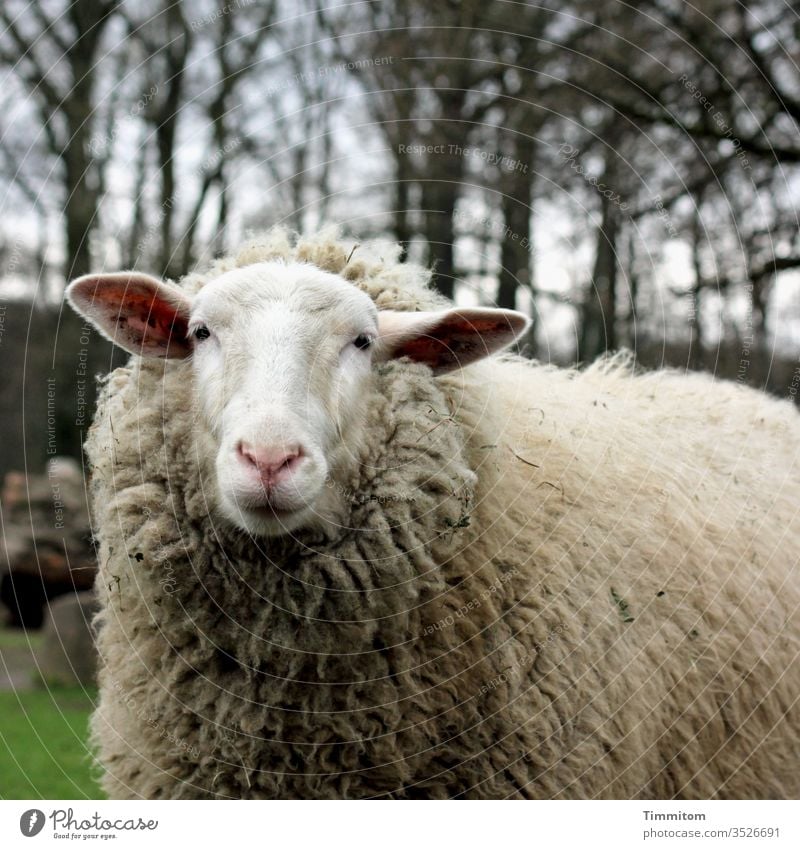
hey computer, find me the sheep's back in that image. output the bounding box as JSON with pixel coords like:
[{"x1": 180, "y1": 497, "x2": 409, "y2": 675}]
[{"x1": 444, "y1": 357, "x2": 800, "y2": 798}]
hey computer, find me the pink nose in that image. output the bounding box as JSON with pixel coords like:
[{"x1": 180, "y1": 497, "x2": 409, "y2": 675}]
[{"x1": 237, "y1": 441, "x2": 303, "y2": 490}]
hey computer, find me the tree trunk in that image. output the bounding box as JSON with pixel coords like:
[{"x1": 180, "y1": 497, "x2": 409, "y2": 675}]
[
  {"x1": 497, "y1": 135, "x2": 536, "y2": 311},
  {"x1": 126, "y1": 137, "x2": 149, "y2": 268},
  {"x1": 214, "y1": 170, "x2": 229, "y2": 258},
  {"x1": 688, "y1": 208, "x2": 704, "y2": 371},
  {"x1": 623, "y1": 226, "x2": 639, "y2": 349},
  {"x1": 154, "y1": 7, "x2": 191, "y2": 279},
  {"x1": 393, "y1": 171, "x2": 412, "y2": 262},
  {"x1": 421, "y1": 176, "x2": 460, "y2": 300},
  {"x1": 421, "y1": 91, "x2": 470, "y2": 300},
  {"x1": 580, "y1": 193, "x2": 619, "y2": 362},
  {"x1": 750, "y1": 278, "x2": 767, "y2": 386},
  {"x1": 62, "y1": 124, "x2": 96, "y2": 280},
  {"x1": 56, "y1": 109, "x2": 114, "y2": 461}
]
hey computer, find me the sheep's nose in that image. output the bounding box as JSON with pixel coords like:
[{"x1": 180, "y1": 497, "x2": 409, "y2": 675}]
[{"x1": 237, "y1": 441, "x2": 303, "y2": 489}]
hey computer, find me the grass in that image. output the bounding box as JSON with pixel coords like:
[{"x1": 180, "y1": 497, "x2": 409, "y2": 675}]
[
  {"x1": 0, "y1": 628, "x2": 103, "y2": 799},
  {"x1": 0, "y1": 685, "x2": 103, "y2": 799},
  {"x1": 610, "y1": 587, "x2": 635, "y2": 624},
  {"x1": 0, "y1": 629, "x2": 44, "y2": 651}
]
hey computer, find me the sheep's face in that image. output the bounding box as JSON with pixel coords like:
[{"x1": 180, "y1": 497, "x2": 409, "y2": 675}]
[{"x1": 67, "y1": 260, "x2": 528, "y2": 538}]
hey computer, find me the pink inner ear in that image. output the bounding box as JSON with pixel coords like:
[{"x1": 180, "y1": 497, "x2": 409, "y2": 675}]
[
  {"x1": 83, "y1": 274, "x2": 191, "y2": 358},
  {"x1": 393, "y1": 313, "x2": 516, "y2": 371},
  {"x1": 117, "y1": 290, "x2": 187, "y2": 349},
  {"x1": 69, "y1": 270, "x2": 195, "y2": 359}
]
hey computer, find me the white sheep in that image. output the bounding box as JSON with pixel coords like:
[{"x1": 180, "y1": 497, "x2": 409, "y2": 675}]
[{"x1": 67, "y1": 229, "x2": 800, "y2": 799}]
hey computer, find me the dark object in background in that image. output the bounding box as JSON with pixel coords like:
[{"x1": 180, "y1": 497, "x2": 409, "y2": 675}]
[{"x1": 0, "y1": 458, "x2": 96, "y2": 628}]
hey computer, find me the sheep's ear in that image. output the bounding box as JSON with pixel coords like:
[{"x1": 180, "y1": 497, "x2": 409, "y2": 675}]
[
  {"x1": 376, "y1": 307, "x2": 530, "y2": 374},
  {"x1": 66, "y1": 272, "x2": 193, "y2": 359}
]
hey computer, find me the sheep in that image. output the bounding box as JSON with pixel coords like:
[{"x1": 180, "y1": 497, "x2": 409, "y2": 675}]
[{"x1": 67, "y1": 228, "x2": 800, "y2": 800}]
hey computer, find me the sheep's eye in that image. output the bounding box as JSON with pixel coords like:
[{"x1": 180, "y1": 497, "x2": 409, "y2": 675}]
[
  {"x1": 353, "y1": 334, "x2": 372, "y2": 350},
  {"x1": 194, "y1": 325, "x2": 211, "y2": 341}
]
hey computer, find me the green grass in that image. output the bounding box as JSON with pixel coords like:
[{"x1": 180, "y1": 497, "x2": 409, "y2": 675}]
[
  {"x1": 0, "y1": 685, "x2": 103, "y2": 799},
  {"x1": 0, "y1": 629, "x2": 43, "y2": 651}
]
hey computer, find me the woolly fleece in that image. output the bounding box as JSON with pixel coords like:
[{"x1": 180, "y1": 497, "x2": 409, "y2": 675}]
[{"x1": 87, "y1": 229, "x2": 800, "y2": 799}]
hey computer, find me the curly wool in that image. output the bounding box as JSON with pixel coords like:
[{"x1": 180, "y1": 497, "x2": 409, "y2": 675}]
[{"x1": 88, "y1": 229, "x2": 800, "y2": 799}]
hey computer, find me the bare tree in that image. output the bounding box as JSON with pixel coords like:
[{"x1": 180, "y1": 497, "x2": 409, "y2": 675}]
[
  {"x1": 319, "y1": 0, "x2": 525, "y2": 297},
  {"x1": 0, "y1": 0, "x2": 120, "y2": 276},
  {"x1": 0, "y1": 0, "x2": 125, "y2": 460}
]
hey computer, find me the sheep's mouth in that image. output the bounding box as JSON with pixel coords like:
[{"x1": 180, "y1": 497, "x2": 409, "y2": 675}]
[
  {"x1": 219, "y1": 477, "x2": 326, "y2": 537},
  {"x1": 230, "y1": 488, "x2": 308, "y2": 517},
  {"x1": 214, "y1": 500, "x2": 307, "y2": 538},
  {"x1": 246, "y1": 502, "x2": 300, "y2": 520},
  {"x1": 230, "y1": 498, "x2": 317, "y2": 536}
]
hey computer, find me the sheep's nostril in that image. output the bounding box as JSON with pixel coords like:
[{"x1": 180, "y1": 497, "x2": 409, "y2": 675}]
[
  {"x1": 237, "y1": 441, "x2": 258, "y2": 468},
  {"x1": 237, "y1": 441, "x2": 304, "y2": 486}
]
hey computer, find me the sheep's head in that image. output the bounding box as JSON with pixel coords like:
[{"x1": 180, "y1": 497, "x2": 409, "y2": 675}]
[{"x1": 67, "y1": 262, "x2": 528, "y2": 538}]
